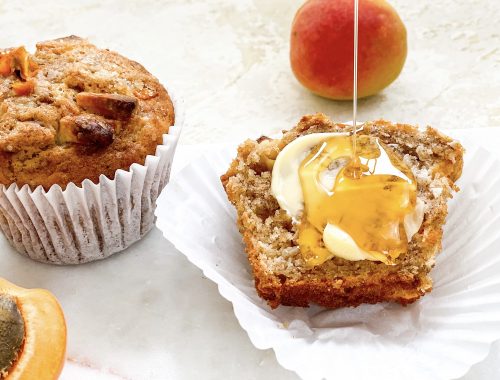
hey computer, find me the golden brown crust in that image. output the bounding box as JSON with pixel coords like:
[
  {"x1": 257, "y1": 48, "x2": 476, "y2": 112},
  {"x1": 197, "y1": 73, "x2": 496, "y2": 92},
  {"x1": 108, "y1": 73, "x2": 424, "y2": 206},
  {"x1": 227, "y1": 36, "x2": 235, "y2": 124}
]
[
  {"x1": 0, "y1": 36, "x2": 174, "y2": 190},
  {"x1": 222, "y1": 114, "x2": 464, "y2": 309}
]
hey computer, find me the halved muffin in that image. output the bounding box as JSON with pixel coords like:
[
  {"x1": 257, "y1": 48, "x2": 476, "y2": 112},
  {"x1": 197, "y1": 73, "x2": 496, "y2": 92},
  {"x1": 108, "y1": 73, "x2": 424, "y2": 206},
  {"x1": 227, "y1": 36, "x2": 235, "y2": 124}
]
[{"x1": 222, "y1": 114, "x2": 464, "y2": 309}]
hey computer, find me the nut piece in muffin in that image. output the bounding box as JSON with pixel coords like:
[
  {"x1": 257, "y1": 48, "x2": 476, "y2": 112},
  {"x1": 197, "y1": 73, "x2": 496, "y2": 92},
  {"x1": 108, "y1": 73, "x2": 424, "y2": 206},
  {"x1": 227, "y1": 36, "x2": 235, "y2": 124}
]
[
  {"x1": 221, "y1": 114, "x2": 464, "y2": 309},
  {"x1": 0, "y1": 36, "x2": 174, "y2": 190}
]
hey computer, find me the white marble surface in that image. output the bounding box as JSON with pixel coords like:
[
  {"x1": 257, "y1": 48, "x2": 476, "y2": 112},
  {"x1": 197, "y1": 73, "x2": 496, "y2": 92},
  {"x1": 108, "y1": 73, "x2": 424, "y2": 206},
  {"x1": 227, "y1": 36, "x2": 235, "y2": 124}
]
[{"x1": 0, "y1": 0, "x2": 499, "y2": 378}]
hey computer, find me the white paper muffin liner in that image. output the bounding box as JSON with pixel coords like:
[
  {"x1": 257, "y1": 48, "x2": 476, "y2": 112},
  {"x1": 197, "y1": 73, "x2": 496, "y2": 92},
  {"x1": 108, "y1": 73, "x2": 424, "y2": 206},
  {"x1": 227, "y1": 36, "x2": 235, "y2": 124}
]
[
  {"x1": 0, "y1": 89, "x2": 183, "y2": 265},
  {"x1": 156, "y1": 140, "x2": 500, "y2": 380}
]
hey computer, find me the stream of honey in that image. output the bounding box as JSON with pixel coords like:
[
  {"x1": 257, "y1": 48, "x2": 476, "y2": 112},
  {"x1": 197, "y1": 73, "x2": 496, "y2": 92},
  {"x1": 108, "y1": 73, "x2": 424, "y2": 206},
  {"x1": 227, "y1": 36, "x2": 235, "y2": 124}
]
[{"x1": 297, "y1": 0, "x2": 419, "y2": 267}]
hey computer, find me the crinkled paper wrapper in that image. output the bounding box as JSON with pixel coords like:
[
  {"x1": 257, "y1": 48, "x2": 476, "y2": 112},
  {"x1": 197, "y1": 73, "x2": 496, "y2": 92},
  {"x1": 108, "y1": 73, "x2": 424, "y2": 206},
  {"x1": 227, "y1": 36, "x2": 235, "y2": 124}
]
[
  {"x1": 0, "y1": 90, "x2": 183, "y2": 265},
  {"x1": 156, "y1": 141, "x2": 500, "y2": 380}
]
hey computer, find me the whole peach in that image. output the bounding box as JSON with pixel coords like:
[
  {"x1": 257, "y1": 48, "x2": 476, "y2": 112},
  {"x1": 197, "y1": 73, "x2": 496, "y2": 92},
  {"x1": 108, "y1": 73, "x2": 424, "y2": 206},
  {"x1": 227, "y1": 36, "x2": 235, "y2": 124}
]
[{"x1": 290, "y1": 0, "x2": 407, "y2": 100}]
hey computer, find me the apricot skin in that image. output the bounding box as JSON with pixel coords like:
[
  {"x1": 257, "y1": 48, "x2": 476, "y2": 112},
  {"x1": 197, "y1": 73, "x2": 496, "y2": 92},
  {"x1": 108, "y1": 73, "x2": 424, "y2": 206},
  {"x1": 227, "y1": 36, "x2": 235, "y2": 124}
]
[{"x1": 290, "y1": 0, "x2": 407, "y2": 100}]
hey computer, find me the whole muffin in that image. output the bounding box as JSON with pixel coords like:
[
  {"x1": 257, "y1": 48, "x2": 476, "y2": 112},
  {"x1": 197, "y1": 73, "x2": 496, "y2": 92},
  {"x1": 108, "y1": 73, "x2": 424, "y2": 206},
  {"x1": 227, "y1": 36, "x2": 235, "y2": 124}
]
[
  {"x1": 0, "y1": 35, "x2": 175, "y2": 190},
  {"x1": 0, "y1": 36, "x2": 180, "y2": 264}
]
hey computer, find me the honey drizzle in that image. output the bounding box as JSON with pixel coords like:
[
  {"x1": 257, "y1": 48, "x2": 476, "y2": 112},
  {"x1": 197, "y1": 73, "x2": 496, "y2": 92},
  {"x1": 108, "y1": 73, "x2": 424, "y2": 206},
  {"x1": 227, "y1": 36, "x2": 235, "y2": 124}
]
[
  {"x1": 352, "y1": 0, "x2": 359, "y2": 154},
  {"x1": 296, "y1": 0, "x2": 420, "y2": 267},
  {"x1": 348, "y1": 0, "x2": 363, "y2": 179},
  {"x1": 298, "y1": 135, "x2": 418, "y2": 267}
]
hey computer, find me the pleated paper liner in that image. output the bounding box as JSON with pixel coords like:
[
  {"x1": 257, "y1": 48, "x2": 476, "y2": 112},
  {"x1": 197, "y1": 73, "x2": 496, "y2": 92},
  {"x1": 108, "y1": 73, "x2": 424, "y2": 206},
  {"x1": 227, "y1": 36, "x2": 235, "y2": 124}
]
[
  {"x1": 0, "y1": 89, "x2": 183, "y2": 265},
  {"x1": 156, "y1": 142, "x2": 500, "y2": 380}
]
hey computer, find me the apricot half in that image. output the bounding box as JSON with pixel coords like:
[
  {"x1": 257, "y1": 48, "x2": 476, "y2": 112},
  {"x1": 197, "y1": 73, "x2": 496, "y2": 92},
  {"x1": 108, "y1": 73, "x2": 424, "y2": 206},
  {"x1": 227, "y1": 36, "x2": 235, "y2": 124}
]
[
  {"x1": 0, "y1": 278, "x2": 66, "y2": 380},
  {"x1": 290, "y1": 0, "x2": 407, "y2": 100}
]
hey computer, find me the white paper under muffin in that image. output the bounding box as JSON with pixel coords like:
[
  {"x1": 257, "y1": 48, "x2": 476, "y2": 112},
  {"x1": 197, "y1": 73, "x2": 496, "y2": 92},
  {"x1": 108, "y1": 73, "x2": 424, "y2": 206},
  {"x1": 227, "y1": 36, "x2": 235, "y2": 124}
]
[
  {"x1": 156, "y1": 136, "x2": 500, "y2": 380},
  {"x1": 0, "y1": 89, "x2": 183, "y2": 265}
]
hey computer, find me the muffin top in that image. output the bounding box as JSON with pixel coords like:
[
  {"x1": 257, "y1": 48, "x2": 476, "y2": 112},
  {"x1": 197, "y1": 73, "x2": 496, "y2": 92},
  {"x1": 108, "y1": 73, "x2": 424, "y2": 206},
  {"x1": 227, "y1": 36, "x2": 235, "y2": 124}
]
[{"x1": 0, "y1": 36, "x2": 174, "y2": 190}]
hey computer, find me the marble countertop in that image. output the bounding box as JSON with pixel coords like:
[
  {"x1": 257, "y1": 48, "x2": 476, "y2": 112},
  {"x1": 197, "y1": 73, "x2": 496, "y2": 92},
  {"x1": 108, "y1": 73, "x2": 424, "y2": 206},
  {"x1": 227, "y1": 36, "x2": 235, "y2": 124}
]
[{"x1": 0, "y1": 0, "x2": 499, "y2": 379}]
